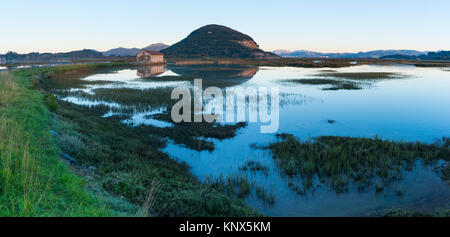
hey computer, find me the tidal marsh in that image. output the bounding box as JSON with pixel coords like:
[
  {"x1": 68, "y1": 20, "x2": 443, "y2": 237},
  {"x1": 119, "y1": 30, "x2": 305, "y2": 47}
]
[
  {"x1": 18, "y1": 64, "x2": 259, "y2": 217},
  {"x1": 27, "y1": 63, "x2": 450, "y2": 216}
]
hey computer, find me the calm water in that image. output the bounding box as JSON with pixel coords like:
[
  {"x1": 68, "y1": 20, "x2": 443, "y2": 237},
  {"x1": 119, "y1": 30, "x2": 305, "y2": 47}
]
[{"x1": 55, "y1": 64, "x2": 450, "y2": 216}]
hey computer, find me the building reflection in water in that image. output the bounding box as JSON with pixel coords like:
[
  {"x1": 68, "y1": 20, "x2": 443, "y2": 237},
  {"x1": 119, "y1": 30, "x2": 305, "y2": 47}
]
[{"x1": 137, "y1": 65, "x2": 165, "y2": 78}]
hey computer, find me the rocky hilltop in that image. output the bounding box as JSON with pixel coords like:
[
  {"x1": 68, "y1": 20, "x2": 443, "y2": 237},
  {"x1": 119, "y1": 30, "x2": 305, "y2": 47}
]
[{"x1": 161, "y1": 24, "x2": 279, "y2": 59}]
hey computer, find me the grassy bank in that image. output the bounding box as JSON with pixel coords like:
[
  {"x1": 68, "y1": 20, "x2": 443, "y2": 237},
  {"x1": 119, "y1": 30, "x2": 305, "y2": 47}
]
[
  {"x1": 16, "y1": 63, "x2": 259, "y2": 217},
  {"x1": 0, "y1": 70, "x2": 118, "y2": 216}
]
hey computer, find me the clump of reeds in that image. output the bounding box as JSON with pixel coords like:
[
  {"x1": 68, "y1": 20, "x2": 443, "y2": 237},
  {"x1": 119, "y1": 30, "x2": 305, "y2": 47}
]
[
  {"x1": 205, "y1": 174, "x2": 275, "y2": 207},
  {"x1": 239, "y1": 160, "x2": 269, "y2": 175},
  {"x1": 137, "y1": 179, "x2": 161, "y2": 217},
  {"x1": 267, "y1": 133, "x2": 449, "y2": 196},
  {"x1": 314, "y1": 72, "x2": 407, "y2": 80},
  {"x1": 281, "y1": 78, "x2": 363, "y2": 90}
]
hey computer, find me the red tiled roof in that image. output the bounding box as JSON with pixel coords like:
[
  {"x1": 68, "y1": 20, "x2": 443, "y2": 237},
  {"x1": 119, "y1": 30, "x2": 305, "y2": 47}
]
[{"x1": 141, "y1": 50, "x2": 163, "y2": 55}]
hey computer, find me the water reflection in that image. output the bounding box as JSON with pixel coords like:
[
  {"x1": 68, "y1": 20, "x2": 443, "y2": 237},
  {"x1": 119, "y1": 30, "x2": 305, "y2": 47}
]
[
  {"x1": 170, "y1": 65, "x2": 258, "y2": 80},
  {"x1": 137, "y1": 65, "x2": 165, "y2": 78},
  {"x1": 170, "y1": 65, "x2": 258, "y2": 88}
]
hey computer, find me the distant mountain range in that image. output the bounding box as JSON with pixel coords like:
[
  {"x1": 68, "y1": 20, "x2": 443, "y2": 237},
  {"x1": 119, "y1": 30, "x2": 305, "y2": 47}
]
[
  {"x1": 102, "y1": 43, "x2": 169, "y2": 56},
  {"x1": 161, "y1": 24, "x2": 279, "y2": 59},
  {"x1": 272, "y1": 49, "x2": 427, "y2": 59}
]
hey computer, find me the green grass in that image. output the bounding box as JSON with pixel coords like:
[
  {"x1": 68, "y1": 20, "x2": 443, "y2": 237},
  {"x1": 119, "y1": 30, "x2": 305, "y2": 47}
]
[{"x1": 0, "y1": 71, "x2": 115, "y2": 216}]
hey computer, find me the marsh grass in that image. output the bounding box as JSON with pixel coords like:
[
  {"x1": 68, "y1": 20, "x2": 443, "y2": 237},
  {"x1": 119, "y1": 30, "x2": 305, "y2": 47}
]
[
  {"x1": 282, "y1": 71, "x2": 408, "y2": 91},
  {"x1": 314, "y1": 72, "x2": 408, "y2": 80},
  {"x1": 282, "y1": 78, "x2": 363, "y2": 90},
  {"x1": 206, "y1": 174, "x2": 275, "y2": 207},
  {"x1": 141, "y1": 75, "x2": 194, "y2": 82},
  {"x1": 379, "y1": 208, "x2": 450, "y2": 217},
  {"x1": 441, "y1": 163, "x2": 450, "y2": 184},
  {"x1": 0, "y1": 71, "x2": 113, "y2": 216},
  {"x1": 239, "y1": 160, "x2": 270, "y2": 175},
  {"x1": 56, "y1": 87, "x2": 176, "y2": 112},
  {"x1": 136, "y1": 180, "x2": 161, "y2": 217},
  {"x1": 323, "y1": 83, "x2": 362, "y2": 90},
  {"x1": 268, "y1": 134, "x2": 449, "y2": 195},
  {"x1": 283, "y1": 79, "x2": 342, "y2": 85}
]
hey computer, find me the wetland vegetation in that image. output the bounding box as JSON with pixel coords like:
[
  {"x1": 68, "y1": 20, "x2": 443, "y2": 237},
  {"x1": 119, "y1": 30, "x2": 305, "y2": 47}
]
[
  {"x1": 282, "y1": 78, "x2": 363, "y2": 90},
  {"x1": 267, "y1": 134, "x2": 449, "y2": 195},
  {"x1": 205, "y1": 174, "x2": 275, "y2": 207},
  {"x1": 313, "y1": 72, "x2": 408, "y2": 80},
  {"x1": 379, "y1": 207, "x2": 450, "y2": 217},
  {"x1": 281, "y1": 71, "x2": 409, "y2": 90}
]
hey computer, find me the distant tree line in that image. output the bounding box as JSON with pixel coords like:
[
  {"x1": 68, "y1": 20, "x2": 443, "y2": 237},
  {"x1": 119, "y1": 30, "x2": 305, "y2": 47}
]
[
  {"x1": 381, "y1": 51, "x2": 450, "y2": 60},
  {"x1": 1, "y1": 49, "x2": 104, "y2": 62}
]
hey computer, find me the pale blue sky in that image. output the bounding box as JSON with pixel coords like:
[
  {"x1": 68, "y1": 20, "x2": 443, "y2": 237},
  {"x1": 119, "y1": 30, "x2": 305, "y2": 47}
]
[{"x1": 2, "y1": 0, "x2": 449, "y2": 54}]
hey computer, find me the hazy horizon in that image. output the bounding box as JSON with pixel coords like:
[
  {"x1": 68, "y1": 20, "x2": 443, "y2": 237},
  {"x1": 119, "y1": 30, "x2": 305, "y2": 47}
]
[
  {"x1": 2, "y1": 0, "x2": 450, "y2": 54},
  {"x1": 2, "y1": 46, "x2": 442, "y2": 55}
]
